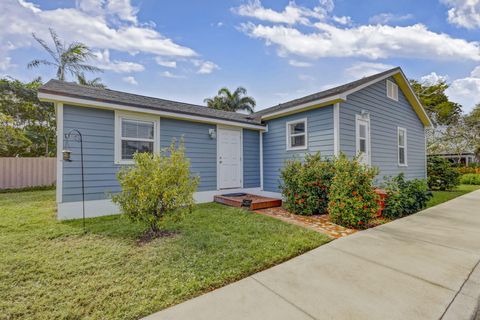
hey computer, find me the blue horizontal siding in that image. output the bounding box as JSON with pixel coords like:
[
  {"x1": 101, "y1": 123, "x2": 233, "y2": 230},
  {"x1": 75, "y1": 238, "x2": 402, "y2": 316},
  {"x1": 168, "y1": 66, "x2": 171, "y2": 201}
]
[
  {"x1": 243, "y1": 129, "x2": 260, "y2": 188},
  {"x1": 263, "y1": 106, "x2": 334, "y2": 193},
  {"x1": 339, "y1": 77, "x2": 426, "y2": 180}
]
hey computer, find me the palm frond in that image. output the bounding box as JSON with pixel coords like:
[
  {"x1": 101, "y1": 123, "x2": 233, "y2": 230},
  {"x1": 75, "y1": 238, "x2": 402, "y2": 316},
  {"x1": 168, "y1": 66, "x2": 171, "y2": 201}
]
[
  {"x1": 27, "y1": 59, "x2": 56, "y2": 69},
  {"x1": 31, "y1": 33, "x2": 59, "y2": 63},
  {"x1": 49, "y1": 28, "x2": 64, "y2": 61}
]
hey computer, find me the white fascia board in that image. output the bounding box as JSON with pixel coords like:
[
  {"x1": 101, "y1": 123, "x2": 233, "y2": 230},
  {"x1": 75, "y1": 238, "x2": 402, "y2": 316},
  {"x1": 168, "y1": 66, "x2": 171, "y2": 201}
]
[
  {"x1": 260, "y1": 94, "x2": 346, "y2": 120},
  {"x1": 38, "y1": 92, "x2": 266, "y2": 131}
]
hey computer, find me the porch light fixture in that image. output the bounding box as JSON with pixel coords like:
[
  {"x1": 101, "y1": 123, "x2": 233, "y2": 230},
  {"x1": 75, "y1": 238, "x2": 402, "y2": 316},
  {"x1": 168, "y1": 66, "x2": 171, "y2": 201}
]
[
  {"x1": 62, "y1": 149, "x2": 72, "y2": 162},
  {"x1": 209, "y1": 128, "x2": 217, "y2": 139},
  {"x1": 360, "y1": 110, "x2": 370, "y2": 119}
]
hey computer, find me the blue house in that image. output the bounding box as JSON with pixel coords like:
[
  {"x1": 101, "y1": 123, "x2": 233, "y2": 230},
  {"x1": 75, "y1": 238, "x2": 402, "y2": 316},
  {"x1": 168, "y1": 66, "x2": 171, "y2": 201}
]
[{"x1": 38, "y1": 67, "x2": 432, "y2": 219}]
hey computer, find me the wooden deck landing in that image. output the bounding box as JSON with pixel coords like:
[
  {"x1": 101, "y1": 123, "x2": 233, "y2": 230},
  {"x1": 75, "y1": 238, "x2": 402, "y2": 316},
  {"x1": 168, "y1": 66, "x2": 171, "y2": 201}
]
[{"x1": 214, "y1": 193, "x2": 282, "y2": 210}]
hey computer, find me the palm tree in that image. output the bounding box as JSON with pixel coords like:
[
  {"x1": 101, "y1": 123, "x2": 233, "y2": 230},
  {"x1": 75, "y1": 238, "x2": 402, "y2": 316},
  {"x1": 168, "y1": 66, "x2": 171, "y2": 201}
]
[
  {"x1": 204, "y1": 87, "x2": 255, "y2": 114},
  {"x1": 76, "y1": 73, "x2": 107, "y2": 89},
  {"x1": 28, "y1": 28, "x2": 102, "y2": 81}
]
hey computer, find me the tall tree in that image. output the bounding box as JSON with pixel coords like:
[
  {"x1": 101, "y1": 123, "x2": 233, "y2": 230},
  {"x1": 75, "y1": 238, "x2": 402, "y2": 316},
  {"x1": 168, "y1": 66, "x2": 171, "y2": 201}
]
[
  {"x1": 27, "y1": 28, "x2": 102, "y2": 81},
  {"x1": 204, "y1": 87, "x2": 256, "y2": 114},
  {"x1": 410, "y1": 79, "x2": 462, "y2": 125},
  {"x1": 76, "y1": 73, "x2": 107, "y2": 88},
  {"x1": 0, "y1": 78, "x2": 55, "y2": 157}
]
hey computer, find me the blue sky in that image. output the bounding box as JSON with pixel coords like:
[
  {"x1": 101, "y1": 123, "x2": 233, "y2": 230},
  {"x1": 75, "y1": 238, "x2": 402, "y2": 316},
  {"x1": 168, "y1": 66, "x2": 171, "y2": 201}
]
[{"x1": 2, "y1": 0, "x2": 480, "y2": 112}]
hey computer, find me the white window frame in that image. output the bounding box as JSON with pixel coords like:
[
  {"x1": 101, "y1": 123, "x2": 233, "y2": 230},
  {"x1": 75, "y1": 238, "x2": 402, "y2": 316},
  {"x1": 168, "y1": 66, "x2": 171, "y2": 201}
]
[
  {"x1": 397, "y1": 127, "x2": 408, "y2": 166},
  {"x1": 114, "y1": 111, "x2": 160, "y2": 164},
  {"x1": 286, "y1": 118, "x2": 308, "y2": 151},
  {"x1": 355, "y1": 114, "x2": 371, "y2": 166},
  {"x1": 387, "y1": 80, "x2": 399, "y2": 101}
]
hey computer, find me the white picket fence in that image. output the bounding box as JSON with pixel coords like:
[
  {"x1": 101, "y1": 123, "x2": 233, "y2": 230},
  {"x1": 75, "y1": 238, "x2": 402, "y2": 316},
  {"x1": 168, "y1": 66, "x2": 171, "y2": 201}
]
[{"x1": 0, "y1": 157, "x2": 56, "y2": 189}]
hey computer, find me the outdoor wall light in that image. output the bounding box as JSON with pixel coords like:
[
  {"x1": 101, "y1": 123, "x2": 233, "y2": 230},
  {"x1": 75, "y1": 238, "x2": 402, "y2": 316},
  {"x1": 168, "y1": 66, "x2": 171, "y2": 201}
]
[
  {"x1": 209, "y1": 128, "x2": 217, "y2": 139},
  {"x1": 62, "y1": 149, "x2": 72, "y2": 162},
  {"x1": 360, "y1": 110, "x2": 370, "y2": 119}
]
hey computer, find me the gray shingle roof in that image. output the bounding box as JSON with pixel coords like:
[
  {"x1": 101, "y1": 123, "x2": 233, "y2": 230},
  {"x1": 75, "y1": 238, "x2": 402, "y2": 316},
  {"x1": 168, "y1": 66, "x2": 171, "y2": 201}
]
[
  {"x1": 39, "y1": 79, "x2": 263, "y2": 126},
  {"x1": 254, "y1": 67, "x2": 402, "y2": 116}
]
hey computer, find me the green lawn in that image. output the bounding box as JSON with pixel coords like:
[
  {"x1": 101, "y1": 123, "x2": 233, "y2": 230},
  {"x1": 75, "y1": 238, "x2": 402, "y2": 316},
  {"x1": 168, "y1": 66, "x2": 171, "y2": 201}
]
[
  {"x1": 426, "y1": 184, "x2": 480, "y2": 208},
  {"x1": 0, "y1": 190, "x2": 330, "y2": 320}
]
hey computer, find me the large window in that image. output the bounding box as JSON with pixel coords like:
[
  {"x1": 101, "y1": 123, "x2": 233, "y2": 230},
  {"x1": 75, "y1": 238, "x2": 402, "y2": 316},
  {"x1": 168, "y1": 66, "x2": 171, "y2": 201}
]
[
  {"x1": 398, "y1": 127, "x2": 407, "y2": 166},
  {"x1": 115, "y1": 112, "x2": 159, "y2": 164},
  {"x1": 387, "y1": 80, "x2": 399, "y2": 101},
  {"x1": 286, "y1": 119, "x2": 307, "y2": 150}
]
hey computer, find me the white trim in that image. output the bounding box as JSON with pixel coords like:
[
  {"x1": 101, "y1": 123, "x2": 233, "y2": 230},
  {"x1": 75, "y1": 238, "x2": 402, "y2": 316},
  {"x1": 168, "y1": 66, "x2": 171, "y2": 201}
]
[
  {"x1": 57, "y1": 187, "x2": 273, "y2": 219},
  {"x1": 261, "y1": 94, "x2": 345, "y2": 120},
  {"x1": 387, "y1": 80, "x2": 399, "y2": 101},
  {"x1": 56, "y1": 102, "x2": 63, "y2": 203},
  {"x1": 424, "y1": 128, "x2": 428, "y2": 179},
  {"x1": 286, "y1": 118, "x2": 308, "y2": 151},
  {"x1": 259, "y1": 131, "x2": 264, "y2": 190},
  {"x1": 355, "y1": 114, "x2": 371, "y2": 165},
  {"x1": 216, "y1": 126, "x2": 243, "y2": 190},
  {"x1": 397, "y1": 126, "x2": 408, "y2": 166},
  {"x1": 38, "y1": 92, "x2": 266, "y2": 131},
  {"x1": 114, "y1": 110, "x2": 160, "y2": 165},
  {"x1": 333, "y1": 102, "x2": 340, "y2": 156}
]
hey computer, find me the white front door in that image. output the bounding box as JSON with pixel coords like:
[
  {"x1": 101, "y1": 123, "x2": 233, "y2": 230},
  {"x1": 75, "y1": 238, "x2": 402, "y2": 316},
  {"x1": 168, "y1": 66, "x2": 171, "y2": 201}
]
[
  {"x1": 356, "y1": 116, "x2": 371, "y2": 165},
  {"x1": 218, "y1": 127, "x2": 242, "y2": 189}
]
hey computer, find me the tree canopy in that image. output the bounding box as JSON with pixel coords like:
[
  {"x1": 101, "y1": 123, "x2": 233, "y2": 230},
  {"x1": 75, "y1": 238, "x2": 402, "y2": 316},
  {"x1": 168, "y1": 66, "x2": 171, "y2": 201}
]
[{"x1": 204, "y1": 87, "x2": 256, "y2": 114}]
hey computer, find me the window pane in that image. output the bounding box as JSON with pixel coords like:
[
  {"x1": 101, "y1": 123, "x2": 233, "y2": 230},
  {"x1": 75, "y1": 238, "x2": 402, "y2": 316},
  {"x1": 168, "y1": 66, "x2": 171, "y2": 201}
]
[
  {"x1": 122, "y1": 140, "x2": 154, "y2": 159},
  {"x1": 398, "y1": 130, "x2": 405, "y2": 146},
  {"x1": 359, "y1": 124, "x2": 366, "y2": 138},
  {"x1": 399, "y1": 147, "x2": 405, "y2": 164},
  {"x1": 290, "y1": 122, "x2": 305, "y2": 134},
  {"x1": 291, "y1": 135, "x2": 305, "y2": 147},
  {"x1": 359, "y1": 138, "x2": 366, "y2": 153},
  {"x1": 122, "y1": 119, "x2": 154, "y2": 139}
]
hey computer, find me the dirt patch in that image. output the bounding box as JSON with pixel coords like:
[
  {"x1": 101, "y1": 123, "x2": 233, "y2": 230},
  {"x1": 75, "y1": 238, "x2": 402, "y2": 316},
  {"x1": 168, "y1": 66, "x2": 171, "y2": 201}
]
[{"x1": 136, "y1": 229, "x2": 179, "y2": 245}]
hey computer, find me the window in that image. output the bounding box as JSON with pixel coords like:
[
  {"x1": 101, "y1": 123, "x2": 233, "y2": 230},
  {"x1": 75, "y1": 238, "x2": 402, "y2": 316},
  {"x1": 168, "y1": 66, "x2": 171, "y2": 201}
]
[
  {"x1": 398, "y1": 127, "x2": 407, "y2": 166},
  {"x1": 387, "y1": 80, "x2": 399, "y2": 101},
  {"x1": 115, "y1": 112, "x2": 159, "y2": 164},
  {"x1": 356, "y1": 115, "x2": 370, "y2": 165},
  {"x1": 286, "y1": 119, "x2": 307, "y2": 150}
]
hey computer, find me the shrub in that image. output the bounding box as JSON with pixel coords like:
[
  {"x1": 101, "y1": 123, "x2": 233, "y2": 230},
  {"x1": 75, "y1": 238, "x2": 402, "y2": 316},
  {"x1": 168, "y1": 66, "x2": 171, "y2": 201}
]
[
  {"x1": 427, "y1": 156, "x2": 460, "y2": 191},
  {"x1": 328, "y1": 154, "x2": 380, "y2": 229},
  {"x1": 280, "y1": 153, "x2": 334, "y2": 215},
  {"x1": 457, "y1": 167, "x2": 480, "y2": 174},
  {"x1": 460, "y1": 174, "x2": 480, "y2": 185},
  {"x1": 112, "y1": 140, "x2": 199, "y2": 233},
  {"x1": 382, "y1": 173, "x2": 432, "y2": 219}
]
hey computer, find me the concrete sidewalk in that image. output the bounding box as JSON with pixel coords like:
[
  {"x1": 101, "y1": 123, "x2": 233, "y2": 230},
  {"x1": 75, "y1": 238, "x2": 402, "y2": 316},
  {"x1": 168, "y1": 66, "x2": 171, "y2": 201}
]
[{"x1": 144, "y1": 190, "x2": 480, "y2": 320}]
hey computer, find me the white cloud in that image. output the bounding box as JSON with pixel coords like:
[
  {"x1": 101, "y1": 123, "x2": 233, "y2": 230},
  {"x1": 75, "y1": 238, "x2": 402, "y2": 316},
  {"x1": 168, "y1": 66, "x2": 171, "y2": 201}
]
[
  {"x1": 420, "y1": 72, "x2": 448, "y2": 85},
  {"x1": 122, "y1": 75, "x2": 138, "y2": 85},
  {"x1": 155, "y1": 57, "x2": 177, "y2": 68},
  {"x1": 160, "y1": 71, "x2": 184, "y2": 78},
  {"x1": 93, "y1": 49, "x2": 144, "y2": 73},
  {"x1": 288, "y1": 59, "x2": 312, "y2": 67},
  {"x1": 298, "y1": 74, "x2": 315, "y2": 81},
  {"x1": 441, "y1": 0, "x2": 480, "y2": 29},
  {"x1": 192, "y1": 60, "x2": 219, "y2": 74},
  {"x1": 332, "y1": 15, "x2": 352, "y2": 25},
  {"x1": 240, "y1": 21, "x2": 480, "y2": 61},
  {"x1": 446, "y1": 67, "x2": 480, "y2": 112},
  {"x1": 1, "y1": 0, "x2": 197, "y2": 69},
  {"x1": 345, "y1": 62, "x2": 395, "y2": 78},
  {"x1": 232, "y1": 0, "x2": 333, "y2": 25},
  {"x1": 369, "y1": 13, "x2": 413, "y2": 24}
]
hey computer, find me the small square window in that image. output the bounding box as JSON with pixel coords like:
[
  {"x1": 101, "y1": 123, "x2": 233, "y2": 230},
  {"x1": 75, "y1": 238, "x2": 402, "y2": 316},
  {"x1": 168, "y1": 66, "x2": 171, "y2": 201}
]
[
  {"x1": 387, "y1": 80, "x2": 399, "y2": 101},
  {"x1": 286, "y1": 119, "x2": 307, "y2": 150}
]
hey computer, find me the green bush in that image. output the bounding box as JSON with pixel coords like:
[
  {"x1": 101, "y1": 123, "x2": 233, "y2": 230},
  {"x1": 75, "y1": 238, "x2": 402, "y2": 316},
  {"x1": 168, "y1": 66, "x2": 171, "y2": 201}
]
[
  {"x1": 382, "y1": 173, "x2": 432, "y2": 219},
  {"x1": 112, "y1": 140, "x2": 199, "y2": 233},
  {"x1": 460, "y1": 174, "x2": 480, "y2": 185},
  {"x1": 427, "y1": 156, "x2": 460, "y2": 191},
  {"x1": 327, "y1": 154, "x2": 379, "y2": 229},
  {"x1": 280, "y1": 153, "x2": 334, "y2": 215}
]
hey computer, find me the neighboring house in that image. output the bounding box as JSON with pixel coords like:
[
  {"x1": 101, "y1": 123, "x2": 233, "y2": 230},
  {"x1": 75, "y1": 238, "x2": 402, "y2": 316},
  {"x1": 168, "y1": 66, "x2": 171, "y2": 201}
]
[
  {"x1": 38, "y1": 67, "x2": 432, "y2": 219},
  {"x1": 429, "y1": 152, "x2": 479, "y2": 165}
]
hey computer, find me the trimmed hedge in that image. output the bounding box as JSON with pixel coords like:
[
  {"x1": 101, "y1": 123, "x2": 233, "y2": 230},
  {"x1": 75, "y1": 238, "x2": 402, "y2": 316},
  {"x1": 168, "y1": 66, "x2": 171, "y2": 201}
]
[
  {"x1": 427, "y1": 156, "x2": 460, "y2": 191},
  {"x1": 460, "y1": 174, "x2": 480, "y2": 185}
]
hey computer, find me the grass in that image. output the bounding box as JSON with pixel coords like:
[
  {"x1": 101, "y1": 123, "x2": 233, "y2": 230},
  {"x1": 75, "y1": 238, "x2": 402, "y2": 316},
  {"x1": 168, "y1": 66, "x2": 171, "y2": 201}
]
[
  {"x1": 426, "y1": 184, "x2": 480, "y2": 208},
  {"x1": 0, "y1": 190, "x2": 330, "y2": 320}
]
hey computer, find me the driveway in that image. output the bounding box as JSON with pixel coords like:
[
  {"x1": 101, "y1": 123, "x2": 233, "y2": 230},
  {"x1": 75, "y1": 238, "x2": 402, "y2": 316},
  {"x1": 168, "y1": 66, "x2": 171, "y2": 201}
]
[{"x1": 145, "y1": 190, "x2": 480, "y2": 320}]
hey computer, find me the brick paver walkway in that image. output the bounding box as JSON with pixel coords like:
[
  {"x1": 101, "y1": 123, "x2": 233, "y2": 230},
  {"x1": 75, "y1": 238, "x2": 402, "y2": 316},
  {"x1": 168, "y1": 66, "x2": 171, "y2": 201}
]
[{"x1": 254, "y1": 207, "x2": 356, "y2": 238}]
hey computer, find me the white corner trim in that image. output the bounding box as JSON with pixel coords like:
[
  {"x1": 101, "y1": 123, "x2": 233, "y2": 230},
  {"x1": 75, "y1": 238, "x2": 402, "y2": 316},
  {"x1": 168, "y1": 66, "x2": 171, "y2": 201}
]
[
  {"x1": 56, "y1": 102, "x2": 63, "y2": 204},
  {"x1": 38, "y1": 92, "x2": 266, "y2": 131},
  {"x1": 286, "y1": 118, "x2": 308, "y2": 151},
  {"x1": 259, "y1": 131, "x2": 264, "y2": 191},
  {"x1": 114, "y1": 110, "x2": 160, "y2": 165},
  {"x1": 333, "y1": 103, "x2": 340, "y2": 156}
]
